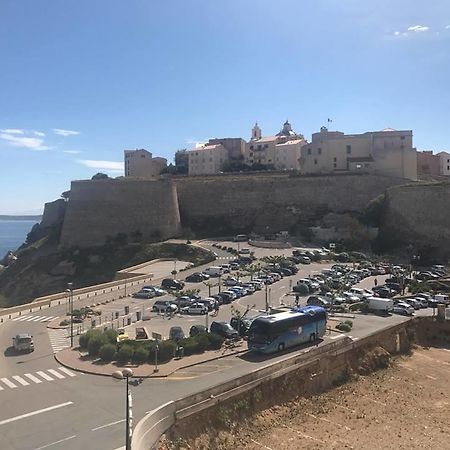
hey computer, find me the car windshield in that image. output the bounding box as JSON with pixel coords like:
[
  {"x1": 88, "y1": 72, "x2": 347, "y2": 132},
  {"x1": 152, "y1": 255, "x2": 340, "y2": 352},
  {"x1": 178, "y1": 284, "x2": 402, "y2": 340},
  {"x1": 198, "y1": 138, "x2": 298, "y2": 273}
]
[{"x1": 18, "y1": 337, "x2": 32, "y2": 343}]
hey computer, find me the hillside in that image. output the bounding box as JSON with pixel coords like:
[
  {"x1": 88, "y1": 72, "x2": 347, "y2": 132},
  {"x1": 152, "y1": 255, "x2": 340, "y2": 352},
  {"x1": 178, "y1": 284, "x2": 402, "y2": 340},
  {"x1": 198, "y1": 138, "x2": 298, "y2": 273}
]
[{"x1": 0, "y1": 238, "x2": 214, "y2": 308}]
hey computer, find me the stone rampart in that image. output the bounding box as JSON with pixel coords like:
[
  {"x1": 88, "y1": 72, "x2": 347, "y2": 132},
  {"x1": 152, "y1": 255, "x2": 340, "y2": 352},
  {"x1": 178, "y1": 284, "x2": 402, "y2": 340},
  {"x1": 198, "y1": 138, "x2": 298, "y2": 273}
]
[
  {"x1": 175, "y1": 173, "x2": 406, "y2": 235},
  {"x1": 382, "y1": 181, "x2": 450, "y2": 256},
  {"x1": 41, "y1": 198, "x2": 66, "y2": 228},
  {"x1": 59, "y1": 178, "x2": 181, "y2": 248}
]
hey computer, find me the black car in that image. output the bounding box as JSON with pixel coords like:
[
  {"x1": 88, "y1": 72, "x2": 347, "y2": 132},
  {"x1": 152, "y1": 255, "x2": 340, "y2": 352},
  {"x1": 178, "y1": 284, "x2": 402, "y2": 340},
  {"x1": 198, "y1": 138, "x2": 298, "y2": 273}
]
[
  {"x1": 210, "y1": 321, "x2": 239, "y2": 340},
  {"x1": 185, "y1": 273, "x2": 207, "y2": 283},
  {"x1": 280, "y1": 268, "x2": 293, "y2": 276},
  {"x1": 230, "y1": 317, "x2": 252, "y2": 337},
  {"x1": 307, "y1": 295, "x2": 331, "y2": 308},
  {"x1": 217, "y1": 292, "x2": 233, "y2": 304},
  {"x1": 189, "y1": 325, "x2": 208, "y2": 337},
  {"x1": 161, "y1": 278, "x2": 185, "y2": 290}
]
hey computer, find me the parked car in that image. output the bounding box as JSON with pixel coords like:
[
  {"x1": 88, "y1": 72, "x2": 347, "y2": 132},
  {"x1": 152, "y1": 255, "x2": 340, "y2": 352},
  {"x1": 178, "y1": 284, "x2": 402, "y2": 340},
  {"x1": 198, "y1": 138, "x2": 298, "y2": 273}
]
[
  {"x1": 217, "y1": 292, "x2": 234, "y2": 304},
  {"x1": 174, "y1": 296, "x2": 194, "y2": 308},
  {"x1": 224, "y1": 277, "x2": 239, "y2": 286},
  {"x1": 161, "y1": 278, "x2": 185, "y2": 291},
  {"x1": 189, "y1": 325, "x2": 208, "y2": 337},
  {"x1": 142, "y1": 285, "x2": 167, "y2": 296},
  {"x1": 210, "y1": 321, "x2": 239, "y2": 340},
  {"x1": 132, "y1": 289, "x2": 155, "y2": 299},
  {"x1": 392, "y1": 302, "x2": 414, "y2": 316},
  {"x1": 203, "y1": 266, "x2": 224, "y2": 277},
  {"x1": 403, "y1": 298, "x2": 422, "y2": 310},
  {"x1": 307, "y1": 295, "x2": 331, "y2": 308},
  {"x1": 169, "y1": 326, "x2": 185, "y2": 341},
  {"x1": 185, "y1": 272, "x2": 208, "y2": 283},
  {"x1": 230, "y1": 317, "x2": 253, "y2": 336},
  {"x1": 182, "y1": 302, "x2": 208, "y2": 315},
  {"x1": 152, "y1": 300, "x2": 178, "y2": 313},
  {"x1": 198, "y1": 298, "x2": 217, "y2": 311}
]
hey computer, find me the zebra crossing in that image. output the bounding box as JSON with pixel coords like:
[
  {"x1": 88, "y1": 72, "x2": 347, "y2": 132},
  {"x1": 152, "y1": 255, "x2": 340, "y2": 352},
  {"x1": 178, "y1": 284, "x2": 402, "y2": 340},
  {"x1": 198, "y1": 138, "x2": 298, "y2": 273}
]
[
  {"x1": 0, "y1": 367, "x2": 76, "y2": 392},
  {"x1": 48, "y1": 329, "x2": 71, "y2": 353},
  {"x1": 13, "y1": 315, "x2": 56, "y2": 323}
]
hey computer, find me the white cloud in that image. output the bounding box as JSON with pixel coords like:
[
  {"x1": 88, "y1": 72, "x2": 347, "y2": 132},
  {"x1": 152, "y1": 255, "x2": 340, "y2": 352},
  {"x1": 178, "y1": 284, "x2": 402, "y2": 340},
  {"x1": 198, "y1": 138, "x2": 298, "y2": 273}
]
[
  {"x1": 78, "y1": 159, "x2": 124, "y2": 171},
  {"x1": 63, "y1": 150, "x2": 82, "y2": 154},
  {"x1": 394, "y1": 31, "x2": 401, "y2": 36},
  {"x1": 33, "y1": 130, "x2": 46, "y2": 137},
  {"x1": 53, "y1": 128, "x2": 80, "y2": 137},
  {"x1": 407, "y1": 25, "x2": 429, "y2": 33},
  {"x1": 0, "y1": 128, "x2": 24, "y2": 134},
  {"x1": 446, "y1": 25, "x2": 450, "y2": 29},
  {"x1": 0, "y1": 132, "x2": 51, "y2": 151}
]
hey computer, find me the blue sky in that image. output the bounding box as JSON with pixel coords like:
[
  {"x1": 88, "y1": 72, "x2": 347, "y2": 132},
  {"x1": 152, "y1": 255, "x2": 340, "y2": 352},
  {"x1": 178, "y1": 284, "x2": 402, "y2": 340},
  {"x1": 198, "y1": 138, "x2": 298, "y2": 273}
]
[{"x1": 1, "y1": 0, "x2": 449, "y2": 214}]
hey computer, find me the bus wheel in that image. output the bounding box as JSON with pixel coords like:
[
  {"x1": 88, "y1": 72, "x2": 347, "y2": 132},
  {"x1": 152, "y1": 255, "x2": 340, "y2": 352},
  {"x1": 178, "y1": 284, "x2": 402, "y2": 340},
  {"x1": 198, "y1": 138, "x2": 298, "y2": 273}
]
[
  {"x1": 278, "y1": 343, "x2": 285, "y2": 352},
  {"x1": 309, "y1": 333, "x2": 316, "y2": 343}
]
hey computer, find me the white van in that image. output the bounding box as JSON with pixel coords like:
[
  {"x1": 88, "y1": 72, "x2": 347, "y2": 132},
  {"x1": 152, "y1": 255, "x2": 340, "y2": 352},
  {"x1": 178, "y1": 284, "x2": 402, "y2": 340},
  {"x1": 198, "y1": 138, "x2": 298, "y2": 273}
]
[
  {"x1": 203, "y1": 266, "x2": 224, "y2": 277},
  {"x1": 434, "y1": 294, "x2": 449, "y2": 305},
  {"x1": 368, "y1": 297, "x2": 393, "y2": 314}
]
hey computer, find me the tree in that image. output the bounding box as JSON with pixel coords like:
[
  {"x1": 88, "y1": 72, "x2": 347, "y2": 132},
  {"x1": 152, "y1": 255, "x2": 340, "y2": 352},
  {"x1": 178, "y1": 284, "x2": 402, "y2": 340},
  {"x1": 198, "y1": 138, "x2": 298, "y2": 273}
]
[
  {"x1": 91, "y1": 172, "x2": 109, "y2": 180},
  {"x1": 61, "y1": 190, "x2": 70, "y2": 201}
]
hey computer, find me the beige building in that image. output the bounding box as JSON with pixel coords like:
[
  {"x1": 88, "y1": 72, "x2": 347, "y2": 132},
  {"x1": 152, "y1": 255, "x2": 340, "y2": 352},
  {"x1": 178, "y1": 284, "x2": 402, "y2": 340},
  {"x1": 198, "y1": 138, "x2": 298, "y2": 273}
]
[
  {"x1": 124, "y1": 149, "x2": 167, "y2": 177},
  {"x1": 437, "y1": 151, "x2": 450, "y2": 176},
  {"x1": 417, "y1": 150, "x2": 441, "y2": 176},
  {"x1": 245, "y1": 121, "x2": 306, "y2": 170},
  {"x1": 300, "y1": 127, "x2": 417, "y2": 180},
  {"x1": 187, "y1": 143, "x2": 228, "y2": 175}
]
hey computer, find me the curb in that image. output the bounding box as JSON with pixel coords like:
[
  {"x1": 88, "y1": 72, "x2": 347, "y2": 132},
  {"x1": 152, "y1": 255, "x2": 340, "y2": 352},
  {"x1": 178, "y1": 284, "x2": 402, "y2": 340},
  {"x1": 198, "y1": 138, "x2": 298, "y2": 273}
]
[{"x1": 54, "y1": 346, "x2": 248, "y2": 379}]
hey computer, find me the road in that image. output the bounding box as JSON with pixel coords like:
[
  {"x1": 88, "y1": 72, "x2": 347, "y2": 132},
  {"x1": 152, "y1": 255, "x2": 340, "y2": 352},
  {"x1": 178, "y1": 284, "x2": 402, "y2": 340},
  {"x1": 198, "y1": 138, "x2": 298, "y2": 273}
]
[{"x1": 0, "y1": 242, "x2": 426, "y2": 450}]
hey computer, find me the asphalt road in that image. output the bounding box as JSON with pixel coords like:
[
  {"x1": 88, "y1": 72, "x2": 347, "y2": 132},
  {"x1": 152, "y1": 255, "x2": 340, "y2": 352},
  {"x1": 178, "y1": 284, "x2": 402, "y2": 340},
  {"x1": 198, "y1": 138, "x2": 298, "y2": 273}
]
[{"x1": 0, "y1": 242, "x2": 428, "y2": 450}]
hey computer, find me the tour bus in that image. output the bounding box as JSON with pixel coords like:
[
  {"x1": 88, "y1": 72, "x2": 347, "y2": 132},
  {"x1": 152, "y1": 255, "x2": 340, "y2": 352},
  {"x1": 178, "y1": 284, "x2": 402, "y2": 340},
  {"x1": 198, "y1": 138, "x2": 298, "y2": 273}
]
[{"x1": 247, "y1": 306, "x2": 327, "y2": 354}]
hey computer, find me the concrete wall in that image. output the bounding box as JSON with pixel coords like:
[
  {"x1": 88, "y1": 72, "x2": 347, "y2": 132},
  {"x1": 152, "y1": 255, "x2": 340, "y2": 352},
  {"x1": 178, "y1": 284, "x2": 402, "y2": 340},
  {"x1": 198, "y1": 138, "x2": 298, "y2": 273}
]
[
  {"x1": 59, "y1": 178, "x2": 181, "y2": 248},
  {"x1": 381, "y1": 182, "x2": 450, "y2": 256},
  {"x1": 175, "y1": 173, "x2": 406, "y2": 235}
]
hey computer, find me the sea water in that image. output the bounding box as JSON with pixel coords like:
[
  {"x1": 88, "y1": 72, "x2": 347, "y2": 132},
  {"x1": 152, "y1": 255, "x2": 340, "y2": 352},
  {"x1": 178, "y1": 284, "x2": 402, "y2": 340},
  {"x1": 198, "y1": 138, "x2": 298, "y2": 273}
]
[{"x1": 0, "y1": 220, "x2": 38, "y2": 259}]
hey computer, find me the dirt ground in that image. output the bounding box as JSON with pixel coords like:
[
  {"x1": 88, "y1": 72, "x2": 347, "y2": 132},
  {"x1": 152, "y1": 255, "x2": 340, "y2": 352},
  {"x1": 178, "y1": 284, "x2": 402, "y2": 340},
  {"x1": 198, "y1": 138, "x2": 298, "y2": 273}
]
[{"x1": 241, "y1": 347, "x2": 450, "y2": 450}]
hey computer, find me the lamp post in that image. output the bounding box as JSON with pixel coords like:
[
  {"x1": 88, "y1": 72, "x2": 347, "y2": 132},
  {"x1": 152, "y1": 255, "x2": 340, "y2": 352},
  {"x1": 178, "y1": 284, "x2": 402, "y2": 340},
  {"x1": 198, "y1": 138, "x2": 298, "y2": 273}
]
[
  {"x1": 112, "y1": 368, "x2": 134, "y2": 450},
  {"x1": 66, "y1": 282, "x2": 74, "y2": 347},
  {"x1": 265, "y1": 284, "x2": 269, "y2": 312}
]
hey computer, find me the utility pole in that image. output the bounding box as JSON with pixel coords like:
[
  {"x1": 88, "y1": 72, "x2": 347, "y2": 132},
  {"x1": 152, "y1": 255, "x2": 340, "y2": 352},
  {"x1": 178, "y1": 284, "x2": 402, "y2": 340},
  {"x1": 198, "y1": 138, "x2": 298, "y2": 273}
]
[
  {"x1": 67, "y1": 282, "x2": 74, "y2": 347},
  {"x1": 265, "y1": 284, "x2": 269, "y2": 312}
]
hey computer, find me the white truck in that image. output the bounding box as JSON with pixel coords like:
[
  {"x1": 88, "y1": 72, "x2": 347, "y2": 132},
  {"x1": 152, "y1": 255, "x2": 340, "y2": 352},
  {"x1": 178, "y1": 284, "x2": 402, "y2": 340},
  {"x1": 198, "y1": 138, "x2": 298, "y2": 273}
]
[
  {"x1": 368, "y1": 297, "x2": 393, "y2": 314},
  {"x1": 13, "y1": 333, "x2": 34, "y2": 353},
  {"x1": 203, "y1": 266, "x2": 223, "y2": 277}
]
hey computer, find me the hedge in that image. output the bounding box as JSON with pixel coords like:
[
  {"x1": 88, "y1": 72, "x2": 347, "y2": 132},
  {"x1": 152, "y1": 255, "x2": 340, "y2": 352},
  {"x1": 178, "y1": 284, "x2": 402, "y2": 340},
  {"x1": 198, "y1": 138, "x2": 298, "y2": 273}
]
[{"x1": 99, "y1": 343, "x2": 116, "y2": 362}]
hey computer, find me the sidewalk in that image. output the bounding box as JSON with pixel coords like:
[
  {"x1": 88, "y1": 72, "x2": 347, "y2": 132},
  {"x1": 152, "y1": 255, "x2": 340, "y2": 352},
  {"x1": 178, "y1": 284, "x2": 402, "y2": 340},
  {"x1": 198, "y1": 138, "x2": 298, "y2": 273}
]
[{"x1": 55, "y1": 343, "x2": 247, "y2": 378}]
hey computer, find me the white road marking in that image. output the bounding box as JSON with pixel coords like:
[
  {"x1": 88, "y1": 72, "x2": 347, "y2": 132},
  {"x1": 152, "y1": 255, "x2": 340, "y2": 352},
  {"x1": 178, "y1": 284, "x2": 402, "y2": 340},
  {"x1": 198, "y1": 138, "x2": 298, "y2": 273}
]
[
  {"x1": 0, "y1": 385, "x2": 3, "y2": 391},
  {"x1": 30, "y1": 316, "x2": 44, "y2": 321},
  {"x1": 91, "y1": 419, "x2": 125, "y2": 431},
  {"x1": 34, "y1": 435, "x2": 77, "y2": 450},
  {"x1": 12, "y1": 376, "x2": 29, "y2": 386},
  {"x1": 1, "y1": 378, "x2": 17, "y2": 389},
  {"x1": 47, "y1": 369, "x2": 65, "y2": 379},
  {"x1": 37, "y1": 371, "x2": 54, "y2": 381},
  {"x1": 283, "y1": 425, "x2": 326, "y2": 443},
  {"x1": 13, "y1": 315, "x2": 30, "y2": 321},
  {"x1": 24, "y1": 373, "x2": 42, "y2": 384},
  {"x1": 58, "y1": 367, "x2": 76, "y2": 377},
  {"x1": 0, "y1": 401, "x2": 73, "y2": 426},
  {"x1": 249, "y1": 438, "x2": 274, "y2": 450}
]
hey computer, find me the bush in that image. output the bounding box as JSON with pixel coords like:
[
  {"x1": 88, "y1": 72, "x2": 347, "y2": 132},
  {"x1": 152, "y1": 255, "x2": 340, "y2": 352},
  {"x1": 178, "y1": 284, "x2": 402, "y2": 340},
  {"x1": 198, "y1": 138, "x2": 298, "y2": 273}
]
[
  {"x1": 344, "y1": 320, "x2": 353, "y2": 328},
  {"x1": 132, "y1": 346, "x2": 148, "y2": 364},
  {"x1": 207, "y1": 332, "x2": 224, "y2": 350},
  {"x1": 88, "y1": 334, "x2": 108, "y2": 357},
  {"x1": 195, "y1": 333, "x2": 209, "y2": 353},
  {"x1": 158, "y1": 340, "x2": 177, "y2": 363},
  {"x1": 59, "y1": 319, "x2": 70, "y2": 326},
  {"x1": 293, "y1": 283, "x2": 309, "y2": 295},
  {"x1": 103, "y1": 329, "x2": 118, "y2": 344},
  {"x1": 79, "y1": 328, "x2": 102, "y2": 350},
  {"x1": 99, "y1": 343, "x2": 117, "y2": 362},
  {"x1": 336, "y1": 322, "x2": 352, "y2": 332},
  {"x1": 116, "y1": 345, "x2": 134, "y2": 364},
  {"x1": 179, "y1": 337, "x2": 199, "y2": 356}
]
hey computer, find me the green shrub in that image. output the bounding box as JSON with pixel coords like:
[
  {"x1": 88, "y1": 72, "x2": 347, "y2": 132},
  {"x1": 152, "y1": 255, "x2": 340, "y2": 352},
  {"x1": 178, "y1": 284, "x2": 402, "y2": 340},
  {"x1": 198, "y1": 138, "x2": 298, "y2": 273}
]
[
  {"x1": 79, "y1": 328, "x2": 102, "y2": 350},
  {"x1": 116, "y1": 345, "x2": 134, "y2": 364},
  {"x1": 207, "y1": 332, "x2": 224, "y2": 350},
  {"x1": 194, "y1": 333, "x2": 209, "y2": 353},
  {"x1": 99, "y1": 343, "x2": 116, "y2": 362},
  {"x1": 132, "y1": 346, "x2": 148, "y2": 364},
  {"x1": 179, "y1": 337, "x2": 199, "y2": 356},
  {"x1": 344, "y1": 320, "x2": 353, "y2": 328},
  {"x1": 59, "y1": 319, "x2": 70, "y2": 326},
  {"x1": 336, "y1": 322, "x2": 352, "y2": 332},
  {"x1": 158, "y1": 340, "x2": 177, "y2": 363},
  {"x1": 88, "y1": 334, "x2": 108, "y2": 357},
  {"x1": 103, "y1": 329, "x2": 118, "y2": 344},
  {"x1": 293, "y1": 283, "x2": 309, "y2": 295}
]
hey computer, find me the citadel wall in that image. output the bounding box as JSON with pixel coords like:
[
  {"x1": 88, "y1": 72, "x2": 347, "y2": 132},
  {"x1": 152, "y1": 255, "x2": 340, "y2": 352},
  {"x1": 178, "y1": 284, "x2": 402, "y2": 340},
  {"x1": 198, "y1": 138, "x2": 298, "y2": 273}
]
[
  {"x1": 175, "y1": 173, "x2": 407, "y2": 235},
  {"x1": 59, "y1": 178, "x2": 181, "y2": 248}
]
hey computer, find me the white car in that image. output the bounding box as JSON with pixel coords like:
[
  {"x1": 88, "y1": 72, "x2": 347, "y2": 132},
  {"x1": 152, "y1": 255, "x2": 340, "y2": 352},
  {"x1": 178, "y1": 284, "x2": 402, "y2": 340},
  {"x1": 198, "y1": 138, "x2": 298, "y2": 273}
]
[
  {"x1": 182, "y1": 303, "x2": 208, "y2": 315},
  {"x1": 224, "y1": 277, "x2": 239, "y2": 286},
  {"x1": 343, "y1": 292, "x2": 361, "y2": 304},
  {"x1": 393, "y1": 302, "x2": 414, "y2": 316}
]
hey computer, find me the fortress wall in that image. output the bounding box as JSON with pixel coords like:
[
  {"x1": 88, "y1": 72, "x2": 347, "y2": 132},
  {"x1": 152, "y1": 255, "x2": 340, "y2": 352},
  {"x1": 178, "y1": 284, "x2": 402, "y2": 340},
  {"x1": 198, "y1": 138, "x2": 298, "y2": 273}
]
[
  {"x1": 175, "y1": 173, "x2": 407, "y2": 235},
  {"x1": 40, "y1": 198, "x2": 66, "y2": 228},
  {"x1": 382, "y1": 182, "x2": 450, "y2": 252},
  {"x1": 59, "y1": 178, "x2": 181, "y2": 248}
]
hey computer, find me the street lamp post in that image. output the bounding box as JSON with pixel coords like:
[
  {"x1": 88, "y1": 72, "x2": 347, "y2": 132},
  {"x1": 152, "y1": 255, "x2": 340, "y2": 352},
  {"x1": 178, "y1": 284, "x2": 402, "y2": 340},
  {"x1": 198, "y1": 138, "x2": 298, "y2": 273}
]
[
  {"x1": 112, "y1": 368, "x2": 134, "y2": 450},
  {"x1": 67, "y1": 282, "x2": 74, "y2": 347},
  {"x1": 265, "y1": 284, "x2": 269, "y2": 312}
]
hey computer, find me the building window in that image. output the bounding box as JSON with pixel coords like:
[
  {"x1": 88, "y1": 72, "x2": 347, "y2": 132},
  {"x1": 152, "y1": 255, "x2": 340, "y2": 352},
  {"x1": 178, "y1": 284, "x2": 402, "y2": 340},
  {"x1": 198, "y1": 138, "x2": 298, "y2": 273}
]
[
  {"x1": 333, "y1": 157, "x2": 337, "y2": 162},
  {"x1": 333, "y1": 163, "x2": 337, "y2": 168},
  {"x1": 307, "y1": 148, "x2": 312, "y2": 155},
  {"x1": 346, "y1": 145, "x2": 351, "y2": 154},
  {"x1": 314, "y1": 159, "x2": 317, "y2": 165},
  {"x1": 257, "y1": 145, "x2": 262, "y2": 151},
  {"x1": 400, "y1": 136, "x2": 405, "y2": 140},
  {"x1": 268, "y1": 159, "x2": 272, "y2": 163},
  {"x1": 264, "y1": 144, "x2": 268, "y2": 149},
  {"x1": 318, "y1": 147, "x2": 322, "y2": 155},
  {"x1": 250, "y1": 145, "x2": 254, "y2": 150},
  {"x1": 141, "y1": 154, "x2": 145, "y2": 158}
]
